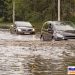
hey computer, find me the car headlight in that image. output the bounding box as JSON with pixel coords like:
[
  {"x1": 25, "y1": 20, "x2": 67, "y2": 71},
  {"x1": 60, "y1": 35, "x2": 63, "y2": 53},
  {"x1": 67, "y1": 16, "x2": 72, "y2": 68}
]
[
  {"x1": 32, "y1": 28, "x2": 35, "y2": 31},
  {"x1": 53, "y1": 31, "x2": 64, "y2": 39},
  {"x1": 56, "y1": 33, "x2": 64, "y2": 39},
  {"x1": 17, "y1": 29, "x2": 21, "y2": 32}
]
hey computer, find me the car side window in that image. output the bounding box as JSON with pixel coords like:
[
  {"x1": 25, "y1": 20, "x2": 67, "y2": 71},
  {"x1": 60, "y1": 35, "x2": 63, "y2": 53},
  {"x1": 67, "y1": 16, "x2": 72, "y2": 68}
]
[
  {"x1": 48, "y1": 23, "x2": 52, "y2": 30},
  {"x1": 43, "y1": 23, "x2": 48, "y2": 29}
]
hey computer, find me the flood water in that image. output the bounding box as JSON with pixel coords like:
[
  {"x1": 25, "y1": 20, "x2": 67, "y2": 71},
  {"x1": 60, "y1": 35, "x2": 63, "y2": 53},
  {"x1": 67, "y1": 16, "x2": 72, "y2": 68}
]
[
  {"x1": 0, "y1": 30, "x2": 40, "y2": 41},
  {"x1": 0, "y1": 30, "x2": 75, "y2": 75},
  {"x1": 0, "y1": 45, "x2": 75, "y2": 75}
]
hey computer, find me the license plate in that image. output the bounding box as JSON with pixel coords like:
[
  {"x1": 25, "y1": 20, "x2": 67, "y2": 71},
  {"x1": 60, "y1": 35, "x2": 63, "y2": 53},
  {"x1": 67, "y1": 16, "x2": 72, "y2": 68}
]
[{"x1": 24, "y1": 32, "x2": 30, "y2": 34}]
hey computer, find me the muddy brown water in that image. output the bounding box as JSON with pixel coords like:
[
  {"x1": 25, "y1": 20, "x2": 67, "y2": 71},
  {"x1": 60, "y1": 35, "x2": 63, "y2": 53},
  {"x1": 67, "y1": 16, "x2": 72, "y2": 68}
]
[
  {"x1": 0, "y1": 45, "x2": 75, "y2": 75},
  {"x1": 0, "y1": 30, "x2": 40, "y2": 41},
  {"x1": 0, "y1": 30, "x2": 75, "y2": 75}
]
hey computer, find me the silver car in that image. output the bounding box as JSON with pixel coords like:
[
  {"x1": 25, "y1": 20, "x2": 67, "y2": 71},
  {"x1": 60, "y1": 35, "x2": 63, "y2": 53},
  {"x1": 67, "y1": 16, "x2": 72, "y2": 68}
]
[
  {"x1": 10, "y1": 21, "x2": 35, "y2": 34},
  {"x1": 40, "y1": 21, "x2": 75, "y2": 41}
]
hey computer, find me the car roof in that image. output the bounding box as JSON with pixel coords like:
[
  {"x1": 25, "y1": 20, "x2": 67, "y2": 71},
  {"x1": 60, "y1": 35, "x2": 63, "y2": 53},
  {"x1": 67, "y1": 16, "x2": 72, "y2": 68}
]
[
  {"x1": 15, "y1": 21, "x2": 32, "y2": 27},
  {"x1": 45, "y1": 21, "x2": 75, "y2": 30},
  {"x1": 45, "y1": 21, "x2": 72, "y2": 24}
]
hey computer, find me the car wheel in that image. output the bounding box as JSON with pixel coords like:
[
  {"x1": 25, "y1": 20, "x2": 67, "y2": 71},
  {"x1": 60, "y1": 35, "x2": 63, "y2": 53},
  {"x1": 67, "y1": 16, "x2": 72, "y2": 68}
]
[
  {"x1": 40, "y1": 34, "x2": 52, "y2": 41},
  {"x1": 64, "y1": 39, "x2": 68, "y2": 40},
  {"x1": 16, "y1": 31, "x2": 20, "y2": 34},
  {"x1": 40, "y1": 35, "x2": 44, "y2": 41},
  {"x1": 10, "y1": 29, "x2": 15, "y2": 34},
  {"x1": 10, "y1": 27, "x2": 13, "y2": 33}
]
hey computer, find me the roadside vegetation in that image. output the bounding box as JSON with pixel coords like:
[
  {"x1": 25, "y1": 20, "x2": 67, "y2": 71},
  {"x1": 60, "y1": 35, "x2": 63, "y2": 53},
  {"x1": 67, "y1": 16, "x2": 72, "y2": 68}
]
[{"x1": 0, "y1": 23, "x2": 12, "y2": 29}]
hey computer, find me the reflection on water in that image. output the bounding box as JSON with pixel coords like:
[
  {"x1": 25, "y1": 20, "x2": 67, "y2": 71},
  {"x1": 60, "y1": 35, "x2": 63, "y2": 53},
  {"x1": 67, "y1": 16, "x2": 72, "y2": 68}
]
[
  {"x1": 0, "y1": 45, "x2": 75, "y2": 75},
  {"x1": 28, "y1": 46, "x2": 75, "y2": 75},
  {"x1": 0, "y1": 31, "x2": 40, "y2": 41}
]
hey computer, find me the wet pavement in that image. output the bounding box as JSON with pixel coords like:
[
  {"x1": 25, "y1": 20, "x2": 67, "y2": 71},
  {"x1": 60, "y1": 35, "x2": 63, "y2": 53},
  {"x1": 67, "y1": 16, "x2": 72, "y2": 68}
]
[
  {"x1": 0, "y1": 30, "x2": 75, "y2": 75},
  {"x1": 0, "y1": 30, "x2": 40, "y2": 41}
]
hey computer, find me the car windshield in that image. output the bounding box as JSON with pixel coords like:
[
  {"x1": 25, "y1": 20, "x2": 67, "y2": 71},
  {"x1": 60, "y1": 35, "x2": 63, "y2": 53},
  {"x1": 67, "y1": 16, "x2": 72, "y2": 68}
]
[
  {"x1": 15, "y1": 22, "x2": 32, "y2": 27},
  {"x1": 54, "y1": 21, "x2": 75, "y2": 31}
]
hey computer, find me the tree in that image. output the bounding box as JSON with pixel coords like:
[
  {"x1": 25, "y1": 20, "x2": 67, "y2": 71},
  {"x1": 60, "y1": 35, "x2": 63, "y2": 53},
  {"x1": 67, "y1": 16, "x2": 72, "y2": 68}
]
[{"x1": 0, "y1": 0, "x2": 75, "y2": 22}]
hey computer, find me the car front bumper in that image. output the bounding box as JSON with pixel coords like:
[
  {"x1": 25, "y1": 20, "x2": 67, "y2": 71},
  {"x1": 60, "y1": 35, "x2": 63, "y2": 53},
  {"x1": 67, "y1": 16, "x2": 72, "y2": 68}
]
[{"x1": 17, "y1": 30, "x2": 35, "y2": 34}]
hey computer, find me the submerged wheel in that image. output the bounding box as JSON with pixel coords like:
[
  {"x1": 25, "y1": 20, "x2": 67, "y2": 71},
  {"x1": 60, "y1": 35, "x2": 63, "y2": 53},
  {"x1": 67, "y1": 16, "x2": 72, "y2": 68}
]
[{"x1": 40, "y1": 34, "x2": 53, "y2": 41}]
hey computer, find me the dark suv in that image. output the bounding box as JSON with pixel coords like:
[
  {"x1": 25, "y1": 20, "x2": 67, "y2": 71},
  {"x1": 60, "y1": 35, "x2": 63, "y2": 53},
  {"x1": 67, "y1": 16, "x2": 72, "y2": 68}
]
[{"x1": 40, "y1": 21, "x2": 75, "y2": 41}]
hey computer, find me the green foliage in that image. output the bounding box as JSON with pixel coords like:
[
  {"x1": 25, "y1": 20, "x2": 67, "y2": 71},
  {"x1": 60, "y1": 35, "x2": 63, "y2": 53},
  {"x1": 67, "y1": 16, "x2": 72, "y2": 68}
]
[
  {"x1": 0, "y1": 23, "x2": 11, "y2": 29},
  {"x1": 32, "y1": 22, "x2": 43, "y2": 32},
  {"x1": 0, "y1": 17, "x2": 4, "y2": 22},
  {"x1": 0, "y1": 0, "x2": 75, "y2": 30}
]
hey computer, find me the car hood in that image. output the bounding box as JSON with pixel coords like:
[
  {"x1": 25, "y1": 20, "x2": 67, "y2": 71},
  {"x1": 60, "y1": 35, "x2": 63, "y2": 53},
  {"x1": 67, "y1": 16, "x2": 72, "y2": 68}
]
[{"x1": 16, "y1": 27, "x2": 33, "y2": 30}]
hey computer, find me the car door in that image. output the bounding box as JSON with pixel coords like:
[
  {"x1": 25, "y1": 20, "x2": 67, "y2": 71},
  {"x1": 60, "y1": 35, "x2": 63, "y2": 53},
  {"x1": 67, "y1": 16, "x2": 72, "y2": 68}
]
[{"x1": 41, "y1": 23, "x2": 53, "y2": 40}]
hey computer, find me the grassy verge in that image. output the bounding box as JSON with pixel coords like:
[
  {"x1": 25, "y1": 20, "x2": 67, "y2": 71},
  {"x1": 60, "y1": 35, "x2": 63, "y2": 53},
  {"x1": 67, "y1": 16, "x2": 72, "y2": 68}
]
[
  {"x1": 0, "y1": 23, "x2": 12, "y2": 29},
  {"x1": 32, "y1": 22, "x2": 43, "y2": 33}
]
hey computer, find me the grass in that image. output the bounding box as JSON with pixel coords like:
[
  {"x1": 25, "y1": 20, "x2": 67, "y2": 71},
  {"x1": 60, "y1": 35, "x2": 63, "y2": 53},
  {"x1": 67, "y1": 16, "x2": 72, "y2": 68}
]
[
  {"x1": 0, "y1": 23, "x2": 12, "y2": 29},
  {"x1": 32, "y1": 22, "x2": 43, "y2": 32}
]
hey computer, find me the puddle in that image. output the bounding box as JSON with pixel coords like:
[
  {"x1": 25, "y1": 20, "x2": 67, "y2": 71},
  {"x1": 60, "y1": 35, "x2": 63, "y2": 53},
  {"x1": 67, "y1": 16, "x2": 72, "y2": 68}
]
[
  {"x1": 0, "y1": 45, "x2": 75, "y2": 75},
  {"x1": 0, "y1": 31, "x2": 40, "y2": 41}
]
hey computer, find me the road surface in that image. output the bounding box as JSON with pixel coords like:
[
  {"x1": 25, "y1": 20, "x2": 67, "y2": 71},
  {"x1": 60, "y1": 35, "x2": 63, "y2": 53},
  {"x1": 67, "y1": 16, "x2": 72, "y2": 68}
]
[
  {"x1": 0, "y1": 30, "x2": 75, "y2": 75},
  {"x1": 0, "y1": 30, "x2": 40, "y2": 41}
]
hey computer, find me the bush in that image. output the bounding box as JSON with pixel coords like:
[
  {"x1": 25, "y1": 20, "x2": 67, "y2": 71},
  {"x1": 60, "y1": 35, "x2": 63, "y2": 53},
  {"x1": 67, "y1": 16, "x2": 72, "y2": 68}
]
[
  {"x1": 0, "y1": 23, "x2": 12, "y2": 29},
  {"x1": 0, "y1": 25, "x2": 10, "y2": 29}
]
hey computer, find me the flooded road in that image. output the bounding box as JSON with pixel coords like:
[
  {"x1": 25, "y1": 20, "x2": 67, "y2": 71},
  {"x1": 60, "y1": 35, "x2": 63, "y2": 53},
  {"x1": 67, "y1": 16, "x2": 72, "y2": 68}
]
[
  {"x1": 0, "y1": 30, "x2": 40, "y2": 41},
  {"x1": 0, "y1": 30, "x2": 75, "y2": 75}
]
